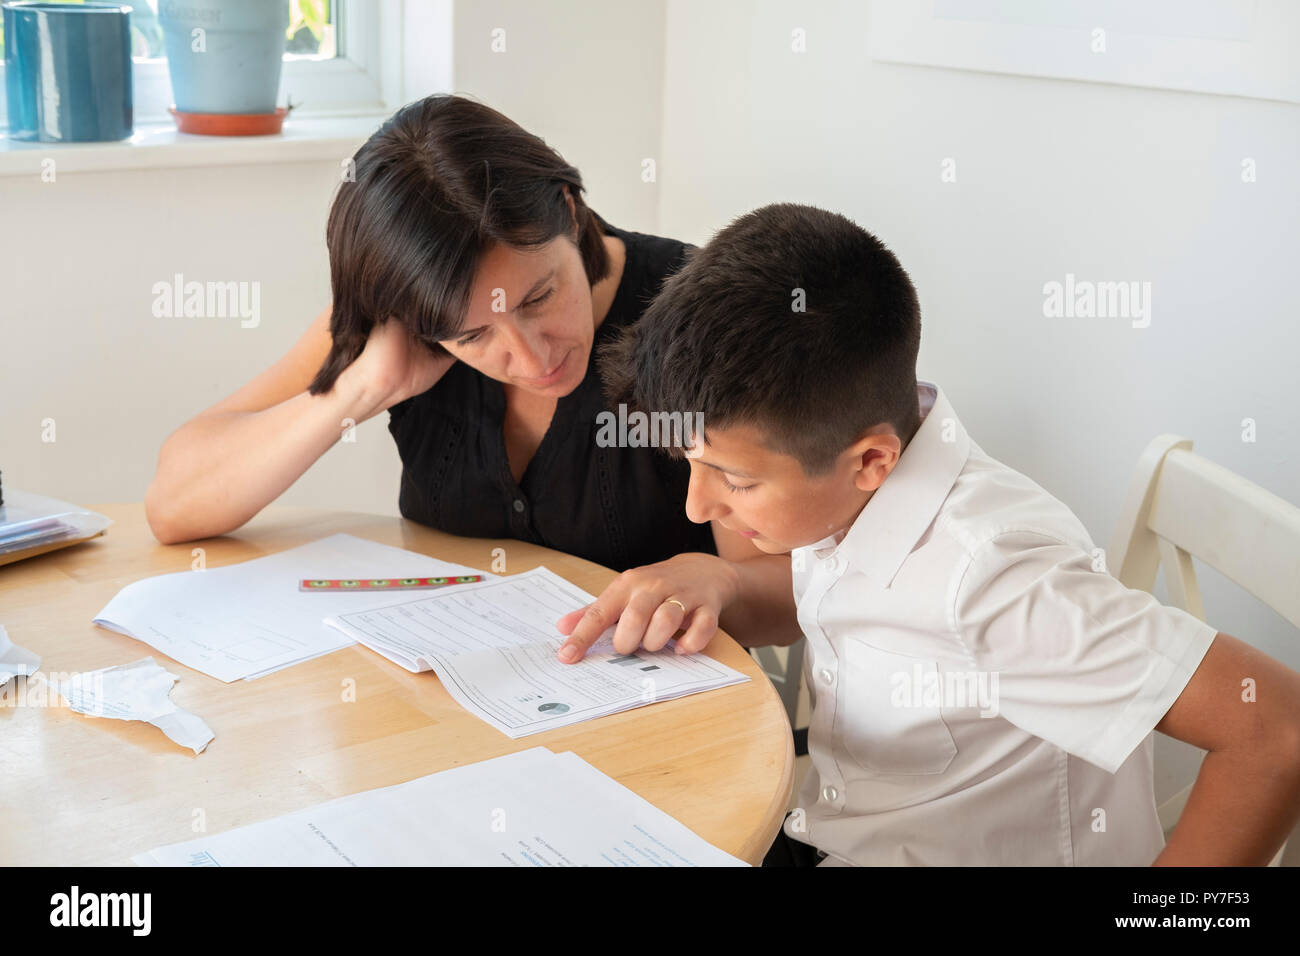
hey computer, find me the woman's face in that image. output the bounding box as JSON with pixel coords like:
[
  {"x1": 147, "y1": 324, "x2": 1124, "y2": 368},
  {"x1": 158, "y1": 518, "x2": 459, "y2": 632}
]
[{"x1": 438, "y1": 235, "x2": 595, "y2": 398}]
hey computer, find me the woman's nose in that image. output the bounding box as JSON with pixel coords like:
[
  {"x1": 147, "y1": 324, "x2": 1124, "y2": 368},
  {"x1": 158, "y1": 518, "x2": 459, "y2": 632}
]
[{"x1": 501, "y1": 321, "x2": 549, "y2": 377}]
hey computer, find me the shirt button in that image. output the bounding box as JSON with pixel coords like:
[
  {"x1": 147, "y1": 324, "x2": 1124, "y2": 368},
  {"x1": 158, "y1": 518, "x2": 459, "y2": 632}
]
[
  {"x1": 824, "y1": 555, "x2": 840, "y2": 573},
  {"x1": 822, "y1": 785, "x2": 838, "y2": 803},
  {"x1": 512, "y1": 499, "x2": 525, "y2": 513},
  {"x1": 819, "y1": 668, "x2": 833, "y2": 686}
]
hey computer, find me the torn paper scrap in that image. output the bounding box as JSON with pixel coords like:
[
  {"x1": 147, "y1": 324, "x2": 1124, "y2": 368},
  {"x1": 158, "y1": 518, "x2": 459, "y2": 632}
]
[
  {"x1": 0, "y1": 623, "x2": 41, "y2": 685},
  {"x1": 51, "y1": 657, "x2": 214, "y2": 754}
]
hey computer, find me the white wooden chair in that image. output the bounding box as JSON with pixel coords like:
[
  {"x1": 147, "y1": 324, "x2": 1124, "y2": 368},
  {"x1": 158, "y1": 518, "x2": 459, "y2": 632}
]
[
  {"x1": 753, "y1": 640, "x2": 805, "y2": 732},
  {"x1": 1109, "y1": 434, "x2": 1300, "y2": 866}
]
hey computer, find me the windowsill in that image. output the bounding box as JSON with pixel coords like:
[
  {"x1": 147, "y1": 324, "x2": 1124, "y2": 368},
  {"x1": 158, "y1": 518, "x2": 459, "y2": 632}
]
[{"x1": 0, "y1": 110, "x2": 390, "y2": 177}]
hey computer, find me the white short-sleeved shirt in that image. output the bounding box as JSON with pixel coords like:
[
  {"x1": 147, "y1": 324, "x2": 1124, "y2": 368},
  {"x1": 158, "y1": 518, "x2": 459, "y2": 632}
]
[{"x1": 784, "y1": 382, "x2": 1218, "y2": 866}]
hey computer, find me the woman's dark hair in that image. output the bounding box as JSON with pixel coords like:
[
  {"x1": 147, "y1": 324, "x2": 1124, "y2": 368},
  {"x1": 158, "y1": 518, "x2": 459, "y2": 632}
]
[
  {"x1": 307, "y1": 94, "x2": 610, "y2": 395},
  {"x1": 601, "y1": 203, "x2": 922, "y2": 476}
]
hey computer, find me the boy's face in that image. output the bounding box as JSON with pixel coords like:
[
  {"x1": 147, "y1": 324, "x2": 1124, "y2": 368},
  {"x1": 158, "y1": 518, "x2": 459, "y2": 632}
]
[{"x1": 684, "y1": 422, "x2": 900, "y2": 553}]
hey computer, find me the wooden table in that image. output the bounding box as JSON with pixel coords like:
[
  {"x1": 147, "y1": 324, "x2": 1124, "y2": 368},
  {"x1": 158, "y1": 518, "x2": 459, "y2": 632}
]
[{"x1": 0, "y1": 504, "x2": 794, "y2": 865}]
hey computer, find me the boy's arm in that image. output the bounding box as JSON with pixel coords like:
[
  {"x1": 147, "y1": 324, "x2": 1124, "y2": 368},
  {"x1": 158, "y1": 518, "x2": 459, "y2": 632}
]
[
  {"x1": 555, "y1": 520, "x2": 801, "y2": 660},
  {"x1": 953, "y1": 531, "x2": 1300, "y2": 865},
  {"x1": 1152, "y1": 631, "x2": 1300, "y2": 866}
]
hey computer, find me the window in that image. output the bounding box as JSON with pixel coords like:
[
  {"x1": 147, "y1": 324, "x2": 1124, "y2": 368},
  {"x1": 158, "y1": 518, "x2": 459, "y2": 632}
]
[
  {"x1": 1, "y1": 0, "x2": 392, "y2": 130},
  {"x1": 0, "y1": 0, "x2": 339, "y2": 61}
]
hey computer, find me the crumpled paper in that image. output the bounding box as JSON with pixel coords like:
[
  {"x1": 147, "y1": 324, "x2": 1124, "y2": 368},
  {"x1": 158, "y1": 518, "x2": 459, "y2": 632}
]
[
  {"x1": 51, "y1": 656, "x2": 214, "y2": 754},
  {"x1": 0, "y1": 623, "x2": 41, "y2": 685}
]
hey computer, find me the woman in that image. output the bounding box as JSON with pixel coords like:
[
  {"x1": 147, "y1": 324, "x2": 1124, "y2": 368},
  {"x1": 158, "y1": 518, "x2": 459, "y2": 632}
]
[{"x1": 146, "y1": 94, "x2": 797, "y2": 655}]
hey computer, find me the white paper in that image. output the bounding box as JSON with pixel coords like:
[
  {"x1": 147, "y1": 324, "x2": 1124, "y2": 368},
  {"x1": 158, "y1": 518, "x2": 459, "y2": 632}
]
[
  {"x1": 0, "y1": 624, "x2": 41, "y2": 685},
  {"x1": 324, "y1": 566, "x2": 750, "y2": 738},
  {"x1": 92, "y1": 533, "x2": 492, "y2": 682},
  {"x1": 51, "y1": 657, "x2": 215, "y2": 754},
  {"x1": 132, "y1": 746, "x2": 747, "y2": 866}
]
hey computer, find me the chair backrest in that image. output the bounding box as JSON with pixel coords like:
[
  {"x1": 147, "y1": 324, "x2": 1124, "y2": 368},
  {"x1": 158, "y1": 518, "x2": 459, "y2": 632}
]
[
  {"x1": 1109, "y1": 434, "x2": 1300, "y2": 628},
  {"x1": 1109, "y1": 434, "x2": 1300, "y2": 865}
]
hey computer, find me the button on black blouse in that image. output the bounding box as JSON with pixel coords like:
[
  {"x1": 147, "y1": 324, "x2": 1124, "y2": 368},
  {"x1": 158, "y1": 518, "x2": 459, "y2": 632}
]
[{"x1": 385, "y1": 218, "x2": 717, "y2": 572}]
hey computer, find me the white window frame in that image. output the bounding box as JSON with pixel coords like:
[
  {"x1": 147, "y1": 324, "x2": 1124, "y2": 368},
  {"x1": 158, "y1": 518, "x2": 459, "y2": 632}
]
[{"x1": 0, "y1": 0, "x2": 404, "y2": 130}]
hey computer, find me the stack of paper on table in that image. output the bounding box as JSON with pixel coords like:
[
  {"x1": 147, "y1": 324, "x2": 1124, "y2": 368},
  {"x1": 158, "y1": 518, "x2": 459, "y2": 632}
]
[
  {"x1": 0, "y1": 489, "x2": 113, "y2": 566},
  {"x1": 92, "y1": 533, "x2": 491, "y2": 682},
  {"x1": 132, "y1": 747, "x2": 747, "y2": 866},
  {"x1": 324, "y1": 566, "x2": 750, "y2": 738}
]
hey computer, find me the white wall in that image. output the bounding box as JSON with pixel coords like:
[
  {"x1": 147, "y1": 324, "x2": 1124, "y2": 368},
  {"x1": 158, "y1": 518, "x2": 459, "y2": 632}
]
[
  {"x1": 451, "y1": 0, "x2": 667, "y2": 232},
  {"x1": 655, "y1": 0, "x2": 1300, "y2": 675},
  {"x1": 0, "y1": 159, "x2": 397, "y2": 512}
]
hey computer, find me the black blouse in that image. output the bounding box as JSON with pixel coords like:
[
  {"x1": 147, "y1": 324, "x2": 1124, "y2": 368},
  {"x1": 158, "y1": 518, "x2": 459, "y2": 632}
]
[{"x1": 385, "y1": 218, "x2": 717, "y2": 572}]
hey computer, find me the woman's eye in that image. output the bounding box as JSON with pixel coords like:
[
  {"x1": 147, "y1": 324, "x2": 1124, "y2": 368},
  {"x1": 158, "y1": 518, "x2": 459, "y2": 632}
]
[
  {"x1": 456, "y1": 330, "x2": 484, "y2": 347},
  {"x1": 722, "y1": 476, "x2": 754, "y2": 493},
  {"x1": 523, "y1": 288, "x2": 554, "y2": 310}
]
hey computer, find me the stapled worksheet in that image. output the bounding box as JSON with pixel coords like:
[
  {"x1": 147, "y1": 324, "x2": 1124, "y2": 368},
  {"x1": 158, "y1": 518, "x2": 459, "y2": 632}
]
[{"x1": 324, "y1": 566, "x2": 750, "y2": 738}]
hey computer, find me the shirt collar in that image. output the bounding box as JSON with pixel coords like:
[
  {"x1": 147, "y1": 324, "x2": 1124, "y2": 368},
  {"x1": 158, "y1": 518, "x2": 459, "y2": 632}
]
[{"x1": 810, "y1": 382, "x2": 970, "y2": 587}]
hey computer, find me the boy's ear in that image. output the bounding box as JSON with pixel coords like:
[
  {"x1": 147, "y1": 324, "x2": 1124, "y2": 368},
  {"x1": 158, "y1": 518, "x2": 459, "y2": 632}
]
[{"x1": 848, "y1": 426, "x2": 902, "y2": 493}]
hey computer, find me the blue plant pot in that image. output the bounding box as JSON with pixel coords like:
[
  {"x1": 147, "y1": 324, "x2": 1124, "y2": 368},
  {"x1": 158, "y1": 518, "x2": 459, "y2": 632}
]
[
  {"x1": 3, "y1": 1, "x2": 133, "y2": 142},
  {"x1": 158, "y1": 0, "x2": 289, "y2": 114}
]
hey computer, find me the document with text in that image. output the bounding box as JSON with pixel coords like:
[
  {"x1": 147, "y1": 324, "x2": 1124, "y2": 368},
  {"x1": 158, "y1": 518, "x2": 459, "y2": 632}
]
[
  {"x1": 92, "y1": 533, "x2": 491, "y2": 682},
  {"x1": 324, "y1": 566, "x2": 750, "y2": 738},
  {"x1": 133, "y1": 747, "x2": 747, "y2": 866}
]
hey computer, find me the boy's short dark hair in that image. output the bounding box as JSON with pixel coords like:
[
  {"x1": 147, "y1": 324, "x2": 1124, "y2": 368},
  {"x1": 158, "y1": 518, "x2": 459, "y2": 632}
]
[{"x1": 601, "y1": 203, "x2": 922, "y2": 475}]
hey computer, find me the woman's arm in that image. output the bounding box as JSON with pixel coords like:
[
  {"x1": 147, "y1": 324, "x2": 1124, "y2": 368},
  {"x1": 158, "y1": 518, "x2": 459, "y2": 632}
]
[{"x1": 144, "y1": 305, "x2": 452, "y2": 544}]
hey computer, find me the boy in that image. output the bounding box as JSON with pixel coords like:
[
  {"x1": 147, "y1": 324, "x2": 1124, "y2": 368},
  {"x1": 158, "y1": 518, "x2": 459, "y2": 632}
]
[{"x1": 557, "y1": 203, "x2": 1300, "y2": 866}]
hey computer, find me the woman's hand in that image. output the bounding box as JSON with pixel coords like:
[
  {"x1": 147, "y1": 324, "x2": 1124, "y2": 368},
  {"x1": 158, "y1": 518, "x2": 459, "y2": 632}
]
[
  {"x1": 343, "y1": 318, "x2": 458, "y2": 417},
  {"x1": 555, "y1": 553, "x2": 742, "y2": 662}
]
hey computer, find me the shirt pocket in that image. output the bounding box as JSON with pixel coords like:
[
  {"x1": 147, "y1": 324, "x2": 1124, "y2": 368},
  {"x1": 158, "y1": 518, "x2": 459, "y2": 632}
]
[{"x1": 836, "y1": 639, "x2": 958, "y2": 775}]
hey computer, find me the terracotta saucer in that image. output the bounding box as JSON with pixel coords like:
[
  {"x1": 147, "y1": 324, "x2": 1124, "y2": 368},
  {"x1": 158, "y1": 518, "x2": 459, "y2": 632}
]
[{"x1": 169, "y1": 106, "x2": 290, "y2": 136}]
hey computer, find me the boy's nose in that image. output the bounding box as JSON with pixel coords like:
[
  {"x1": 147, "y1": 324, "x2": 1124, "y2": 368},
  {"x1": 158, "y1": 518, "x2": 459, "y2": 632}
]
[{"x1": 684, "y1": 465, "x2": 722, "y2": 524}]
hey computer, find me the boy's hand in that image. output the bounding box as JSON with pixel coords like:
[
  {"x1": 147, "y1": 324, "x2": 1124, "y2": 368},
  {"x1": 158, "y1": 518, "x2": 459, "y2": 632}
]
[{"x1": 556, "y1": 554, "x2": 742, "y2": 662}]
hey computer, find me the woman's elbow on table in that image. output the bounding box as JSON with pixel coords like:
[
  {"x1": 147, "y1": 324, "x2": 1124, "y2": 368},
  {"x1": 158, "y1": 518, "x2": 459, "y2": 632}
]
[
  {"x1": 144, "y1": 455, "x2": 232, "y2": 545},
  {"x1": 144, "y1": 478, "x2": 188, "y2": 545}
]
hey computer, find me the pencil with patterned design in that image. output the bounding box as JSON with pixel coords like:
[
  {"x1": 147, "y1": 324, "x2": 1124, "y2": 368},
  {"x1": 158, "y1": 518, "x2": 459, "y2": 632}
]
[{"x1": 298, "y1": 574, "x2": 483, "y2": 592}]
